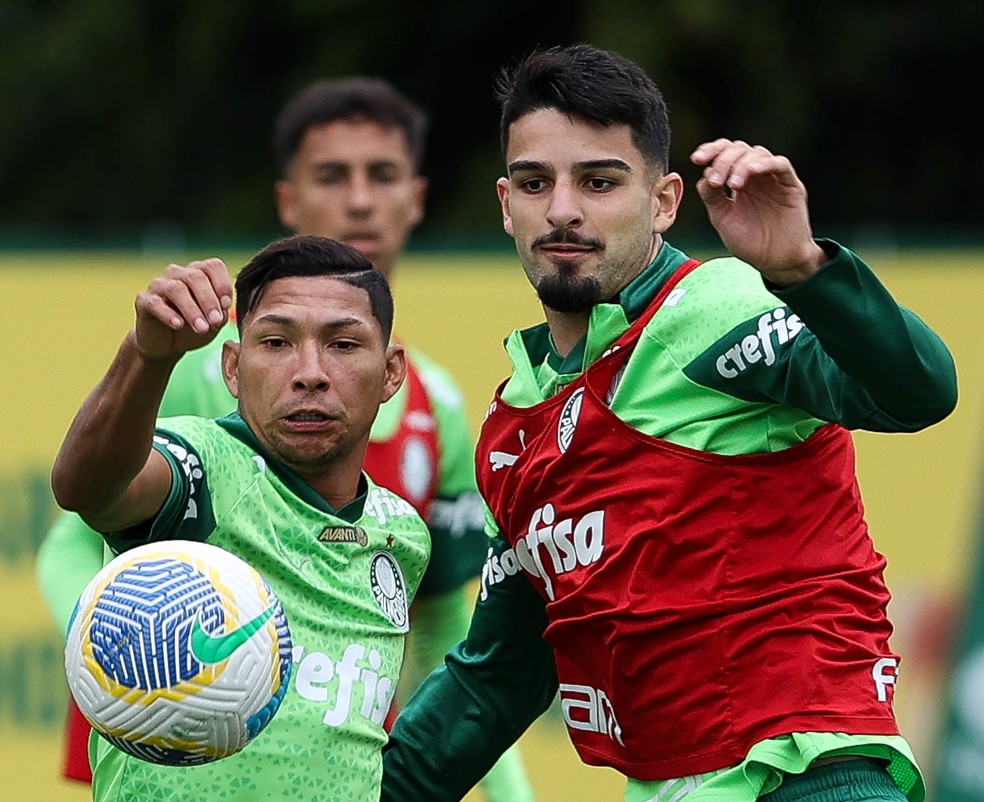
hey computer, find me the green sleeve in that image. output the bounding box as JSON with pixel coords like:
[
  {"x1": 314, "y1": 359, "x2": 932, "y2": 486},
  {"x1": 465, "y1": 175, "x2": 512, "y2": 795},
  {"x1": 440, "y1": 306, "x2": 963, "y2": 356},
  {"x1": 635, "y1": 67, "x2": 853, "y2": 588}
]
[
  {"x1": 382, "y1": 538, "x2": 556, "y2": 801},
  {"x1": 36, "y1": 337, "x2": 234, "y2": 638},
  {"x1": 683, "y1": 241, "x2": 957, "y2": 431},
  {"x1": 406, "y1": 587, "x2": 537, "y2": 801},
  {"x1": 35, "y1": 511, "x2": 108, "y2": 637},
  {"x1": 102, "y1": 424, "x2": 216, "y2": 553},
  {"x1": 770, "y1": 240, "x2": 957, "y2": 429}
]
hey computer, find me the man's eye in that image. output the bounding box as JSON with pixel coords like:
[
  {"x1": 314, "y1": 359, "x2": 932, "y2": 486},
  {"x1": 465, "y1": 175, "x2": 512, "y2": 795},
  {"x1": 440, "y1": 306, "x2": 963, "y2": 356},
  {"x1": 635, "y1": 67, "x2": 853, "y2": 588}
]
[
  {"x1": 585, "y1": 177, "x2": 615, "y2": 191},
  {"x1": 330, "y1": 340, "x2": 359, "y2": 351},
  {"x1": 521, "y1": 178, "x2": 548, "y2": 192},
  {"x1": 263, "y1": 337, "x2": 290, "y2": 348},
  {"x1": 370, "y1": 169, "x2": 400, "y2": 184}
]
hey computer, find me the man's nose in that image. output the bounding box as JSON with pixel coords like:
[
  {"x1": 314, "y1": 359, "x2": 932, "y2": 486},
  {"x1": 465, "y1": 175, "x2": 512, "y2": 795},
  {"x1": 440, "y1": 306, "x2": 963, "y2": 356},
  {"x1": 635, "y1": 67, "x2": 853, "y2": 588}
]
[
  {"x1": 292, "y1": 343, "x2": 329, "y2": 390},
  {"x1": 546, "y1": 181, "x2": 583, "y2": 229}
]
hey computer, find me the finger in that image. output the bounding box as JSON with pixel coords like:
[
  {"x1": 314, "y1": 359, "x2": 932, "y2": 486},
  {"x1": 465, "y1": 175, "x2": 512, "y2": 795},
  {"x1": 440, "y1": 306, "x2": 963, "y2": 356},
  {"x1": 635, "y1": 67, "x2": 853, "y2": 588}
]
[
  {"x1": 163, "y1": 262, "x2": 228, "y2": 331},
  {"x1": 689, "y1": 138, "x2": 734, "y2": 166},
  {"x1": 151, "y1": 269, "x2": 215, "y2": 334},
  {"x1": 192, "y1": 257, "x2": 234, "y2": 315},
  {"x1": 695, "y1": 140, "x2": 758, "y2": 191},
  {"x1": 723, "y1": 149, "x2": 799, "y2": 192},
  {"x1": 135, "y1": 288, "x2": 187, "y2": 331}
]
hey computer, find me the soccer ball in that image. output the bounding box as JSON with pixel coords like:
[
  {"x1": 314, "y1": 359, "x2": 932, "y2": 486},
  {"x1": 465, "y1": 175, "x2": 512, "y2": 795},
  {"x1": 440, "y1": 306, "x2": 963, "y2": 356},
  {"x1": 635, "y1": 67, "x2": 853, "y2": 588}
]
[{"x1": 64, "y1": 540, "x2": 293, "y2": 766}]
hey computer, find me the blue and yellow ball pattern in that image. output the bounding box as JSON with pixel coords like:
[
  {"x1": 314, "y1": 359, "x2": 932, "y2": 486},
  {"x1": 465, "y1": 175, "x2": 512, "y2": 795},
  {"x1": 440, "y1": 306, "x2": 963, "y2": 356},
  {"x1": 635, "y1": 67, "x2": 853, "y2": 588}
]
[{"x1": 65, "y1": 540, "x2": 292, "y2": 766}]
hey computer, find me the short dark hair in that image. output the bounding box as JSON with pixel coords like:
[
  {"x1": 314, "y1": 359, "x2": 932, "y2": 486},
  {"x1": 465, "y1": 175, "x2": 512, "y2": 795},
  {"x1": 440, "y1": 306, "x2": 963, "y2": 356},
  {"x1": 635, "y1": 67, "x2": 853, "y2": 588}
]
[
  {"x1": 272, "y1": 77, "x2": 428, "y2": 175},
  {"x1": 494, "y1": 44, "x2": 671, "y2": 173},
  {"x1": 235, "y1": 235, "x2": 395, "y2": 342}
]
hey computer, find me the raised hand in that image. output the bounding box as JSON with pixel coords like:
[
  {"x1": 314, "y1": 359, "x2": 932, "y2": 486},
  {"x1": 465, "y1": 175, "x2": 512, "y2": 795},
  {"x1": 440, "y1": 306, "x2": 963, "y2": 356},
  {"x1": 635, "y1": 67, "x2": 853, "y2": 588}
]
[
  {"x1": 134, "y1": 258, "x2": 234, "y2": 360},
  {"x1": 690, "y1": 139, "x2": 827, "y2": 286}
]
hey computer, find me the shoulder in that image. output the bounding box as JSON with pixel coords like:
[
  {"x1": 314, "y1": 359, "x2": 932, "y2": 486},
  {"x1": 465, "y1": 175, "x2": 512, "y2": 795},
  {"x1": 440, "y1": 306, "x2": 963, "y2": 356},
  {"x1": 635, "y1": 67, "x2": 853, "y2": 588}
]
[
  {"x1": 644, "y1": 257, "x2": 790, "y2": 356},
  {"x1": 153, "y1": 416, "x2": 239, "y2": 472},
  {"x1": 405, "y1": 345, "x2": 465, "y2": 411},
  {"x1": 674, "y1": 256, "x2": 779, "y2": 308},
  {"x1": 363, "y1": 478, "x2": 430, "y2": 532},
  {"x1": 155, "y1": 415, "x2": 218, "y2": 442}
]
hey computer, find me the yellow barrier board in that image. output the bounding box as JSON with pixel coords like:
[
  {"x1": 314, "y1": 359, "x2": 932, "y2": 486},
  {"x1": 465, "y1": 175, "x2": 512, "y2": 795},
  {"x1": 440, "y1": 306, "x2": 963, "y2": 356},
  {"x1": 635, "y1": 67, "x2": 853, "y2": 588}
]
[{"x1": 2, "y1": 248, "x2": 982, "y2": 800}]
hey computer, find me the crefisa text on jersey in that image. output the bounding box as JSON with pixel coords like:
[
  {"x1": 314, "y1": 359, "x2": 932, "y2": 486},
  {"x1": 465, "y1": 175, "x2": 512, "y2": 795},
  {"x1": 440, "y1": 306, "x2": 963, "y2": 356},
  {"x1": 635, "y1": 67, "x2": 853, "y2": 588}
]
[
  {"x1": 715, "y1": 306, "x2": 804, "y2": 379},
  {"x1": 480, "y1": 503, "x2": 606, "y2": 601}
]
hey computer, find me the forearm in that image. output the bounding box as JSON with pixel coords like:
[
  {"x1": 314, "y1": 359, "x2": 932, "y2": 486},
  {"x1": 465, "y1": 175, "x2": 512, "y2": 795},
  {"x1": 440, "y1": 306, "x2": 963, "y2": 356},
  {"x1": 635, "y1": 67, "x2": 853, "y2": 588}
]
[
  {"x1": 383, "y1": 565, "x2": 556, "y2": 801},
  {"x1": 51, "y1": 332, "x2": 176, "y2": 520},
  {"x1": 774, "y1": 240, "x2": 957, "y2": 427}
]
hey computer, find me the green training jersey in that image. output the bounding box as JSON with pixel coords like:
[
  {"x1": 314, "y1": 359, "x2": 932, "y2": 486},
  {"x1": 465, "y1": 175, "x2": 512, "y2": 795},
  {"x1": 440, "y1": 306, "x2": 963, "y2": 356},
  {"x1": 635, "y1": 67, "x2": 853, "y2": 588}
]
[
  {"x1": 92, "y1": 413, "x2": 431, "y2": 802},
  {"x1": 382, "y1": 240, "x2": 956, "y2": 802}
]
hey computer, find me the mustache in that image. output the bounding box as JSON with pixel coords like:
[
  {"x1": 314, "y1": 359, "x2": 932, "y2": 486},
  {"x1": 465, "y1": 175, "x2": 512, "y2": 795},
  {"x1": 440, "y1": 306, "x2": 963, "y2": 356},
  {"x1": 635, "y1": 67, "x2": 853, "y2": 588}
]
[{"x1": 532, "y1": 229, "x2": 603, "y2": 249}]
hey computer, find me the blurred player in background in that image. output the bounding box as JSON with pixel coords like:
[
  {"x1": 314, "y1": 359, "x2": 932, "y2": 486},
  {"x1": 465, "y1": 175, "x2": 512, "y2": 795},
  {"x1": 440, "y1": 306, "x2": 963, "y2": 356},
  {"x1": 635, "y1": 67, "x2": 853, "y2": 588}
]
[
  {"x1": 381, "y1": 44, "x2": 958, "y2": 802},
  {"x1": 37, "y1": 75, "x2": 533, "y2": 801}
]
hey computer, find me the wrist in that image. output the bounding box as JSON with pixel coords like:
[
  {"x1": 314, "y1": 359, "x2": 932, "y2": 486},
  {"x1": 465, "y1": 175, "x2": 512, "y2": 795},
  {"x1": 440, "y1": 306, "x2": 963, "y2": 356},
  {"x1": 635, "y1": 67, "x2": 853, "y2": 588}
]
[{"x1": 764, "y1": 241, "x2": 829, "y2": 288}]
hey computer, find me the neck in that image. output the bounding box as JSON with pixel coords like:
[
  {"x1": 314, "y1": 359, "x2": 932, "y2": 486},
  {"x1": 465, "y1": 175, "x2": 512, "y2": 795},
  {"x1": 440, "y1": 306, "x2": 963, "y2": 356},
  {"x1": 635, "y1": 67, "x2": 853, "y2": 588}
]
[{"x1": 544, "y1": 308, "x2": 591, "y2": 358}]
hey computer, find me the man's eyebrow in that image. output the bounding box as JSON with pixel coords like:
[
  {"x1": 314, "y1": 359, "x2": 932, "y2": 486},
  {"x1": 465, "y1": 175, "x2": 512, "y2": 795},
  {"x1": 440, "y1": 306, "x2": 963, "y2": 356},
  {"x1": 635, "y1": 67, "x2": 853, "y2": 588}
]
[
  {"x1": 252, "y1": 313, "x2": 368, "y2": 332},
  {"x1": 507, "y1": 158, "x2": 633, "y2": 175},
  {"x1": 507, "y1": 159, "x2": 548, "y2": 175},
  {"x1": 312, "y1": 159, "x2": 401, "y2": 171}
]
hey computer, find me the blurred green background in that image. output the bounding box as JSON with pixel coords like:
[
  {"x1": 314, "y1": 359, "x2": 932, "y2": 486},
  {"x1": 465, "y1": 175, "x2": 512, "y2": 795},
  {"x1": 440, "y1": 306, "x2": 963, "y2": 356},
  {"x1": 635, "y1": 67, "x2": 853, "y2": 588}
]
[{"x1": 2, "y1": 1, "x2": 982, "y2": 251}]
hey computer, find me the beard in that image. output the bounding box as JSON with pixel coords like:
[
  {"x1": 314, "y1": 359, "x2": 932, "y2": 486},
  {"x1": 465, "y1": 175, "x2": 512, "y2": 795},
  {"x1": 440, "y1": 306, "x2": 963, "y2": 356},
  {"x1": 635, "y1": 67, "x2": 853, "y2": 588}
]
[
  {"x1": 531, "y1": 229, "x2": 605, "y2": 313},
  {"x1": 536, "y1": 271, "x2": 603, "y2": 313}
]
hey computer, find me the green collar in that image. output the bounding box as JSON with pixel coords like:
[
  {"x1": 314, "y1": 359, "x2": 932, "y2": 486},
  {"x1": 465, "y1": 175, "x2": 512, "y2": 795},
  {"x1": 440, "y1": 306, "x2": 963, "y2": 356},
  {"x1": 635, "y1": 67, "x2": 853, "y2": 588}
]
[
  {"x1": 216, "y1": 412, "x2": 367, "y2": 521},
  {"x1": 517, "y1": 241, "x2": 691, "y2": 374}
]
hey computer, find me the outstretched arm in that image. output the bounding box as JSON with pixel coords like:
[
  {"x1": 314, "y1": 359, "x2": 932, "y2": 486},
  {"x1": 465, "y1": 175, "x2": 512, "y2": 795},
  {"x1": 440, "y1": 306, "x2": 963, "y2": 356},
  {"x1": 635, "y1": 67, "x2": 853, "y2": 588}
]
[
  {"x1": 51, "y1": 259, "x2": 232, "y2": 532},
  {"x1": 690, "y1": 139, "x2": 956, "y2": 427}
]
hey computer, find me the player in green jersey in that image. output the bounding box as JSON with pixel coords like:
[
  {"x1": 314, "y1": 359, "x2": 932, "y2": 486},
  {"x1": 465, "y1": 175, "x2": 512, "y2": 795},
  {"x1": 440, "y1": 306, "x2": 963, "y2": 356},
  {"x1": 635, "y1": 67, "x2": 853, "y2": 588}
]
[
  {"x1": 52, "y1": 234, "x2": 432, "y2": 801},
  {"x1": 381, "y1": 45, "x2": 957, "y2": 802},
  {"x1": 38, "y1": 76, "x2": 531, "y2": 800}
]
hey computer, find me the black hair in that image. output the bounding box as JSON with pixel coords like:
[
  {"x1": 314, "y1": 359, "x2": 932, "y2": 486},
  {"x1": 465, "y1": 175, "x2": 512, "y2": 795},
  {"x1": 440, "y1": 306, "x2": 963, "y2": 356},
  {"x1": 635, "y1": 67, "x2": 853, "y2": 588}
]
[
  {"x1": 494, "y1": 44, "x2": 671, "y2": 173},
  {"x1": 272, "y1": 76, "x2": 428, "y2": 175},
  {"x1": 235, "y1": 235, "x2": 394, "y2": 342}
]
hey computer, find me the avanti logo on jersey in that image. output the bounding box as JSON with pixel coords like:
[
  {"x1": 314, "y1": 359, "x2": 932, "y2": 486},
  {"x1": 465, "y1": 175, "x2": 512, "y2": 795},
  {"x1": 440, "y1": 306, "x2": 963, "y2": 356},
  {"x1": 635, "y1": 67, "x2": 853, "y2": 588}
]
[
  {"x1": 714, "y1": 307, "x2": 804, "y2": 379},
  {"x1": 317, "y1": 526, "x2": 368, "y2": 546},
  {"x1": 480, "y1": 503, "x2": 606, "y2": 601},
  {"x1": 370, "y1": 551, "x2": 409, "y2": 631},
  {"x1": 557, "y1": 388, "x2": 585, "y2": 453},
  {"x1": 559, "y1": 683, "x2": 624, "y2": 746},
  {"x1": 292, "y1": 642, "x2": 397, "y2": 727}
]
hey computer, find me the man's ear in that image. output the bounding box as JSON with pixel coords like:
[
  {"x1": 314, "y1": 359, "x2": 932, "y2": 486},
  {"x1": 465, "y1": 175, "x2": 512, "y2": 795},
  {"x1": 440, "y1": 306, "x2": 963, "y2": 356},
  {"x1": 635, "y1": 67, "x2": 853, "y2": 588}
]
[
  {"x1": 221, "y1": 340, "x2": 241, "y2": 399},
  {"x1": 408, "y1": 175, "x2": 428, "y2": 230},
  {"x1": 274, "y1": 179, "x2": 297, "y2": 232},
  {"x1": 496, "y1": 177, "x2": 514, "y2": 237},
  {"x1": 382, "y1": 344, "x2": 407, "y2": 404},
  {"x1": 653, "y1": 171, "x2": 684, "y2": 234}
]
